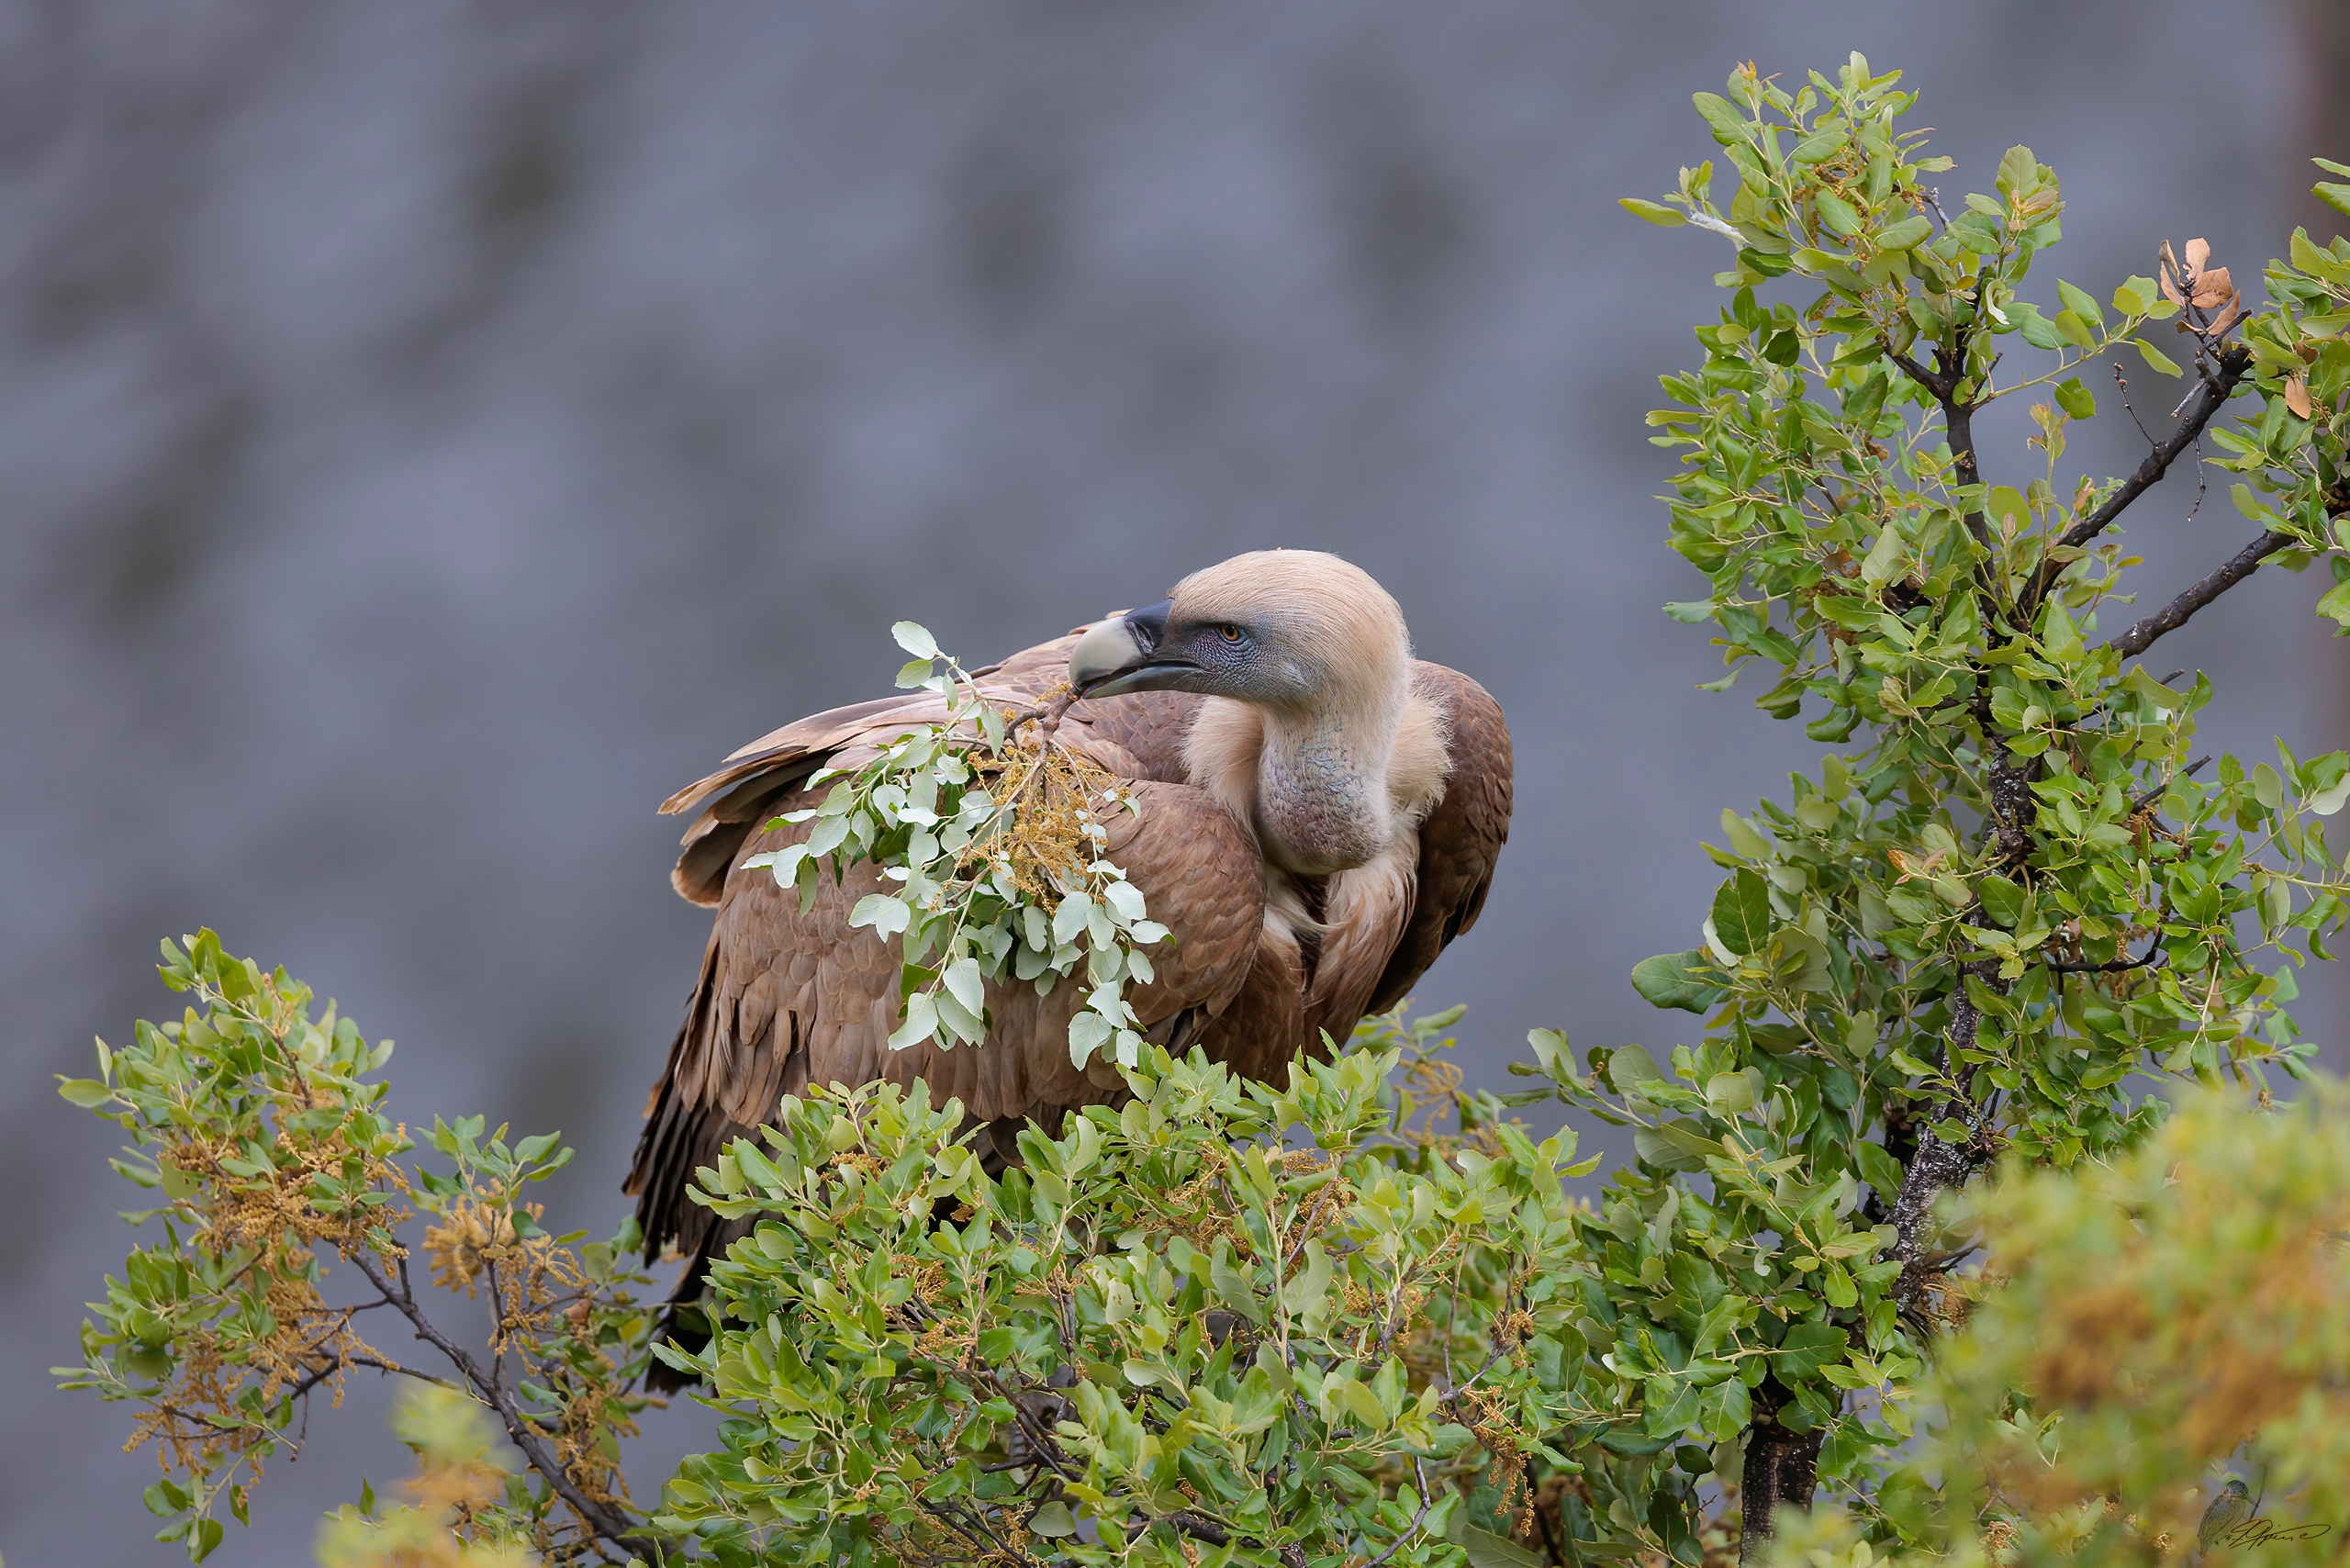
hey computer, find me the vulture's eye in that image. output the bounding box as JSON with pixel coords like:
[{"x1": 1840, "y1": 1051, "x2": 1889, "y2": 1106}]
[{"x1": 1215, "y1": 623, "x2": 1247, "y2": 643}]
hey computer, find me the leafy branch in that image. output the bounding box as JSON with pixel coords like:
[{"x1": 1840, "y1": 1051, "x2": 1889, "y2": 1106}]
[
  {"x1": 1616, "y1": 52, "x2": 2350, "y2": 1563},
  {"x1": 56, "y1": 931, "x2": 666, "y2": 1565}
]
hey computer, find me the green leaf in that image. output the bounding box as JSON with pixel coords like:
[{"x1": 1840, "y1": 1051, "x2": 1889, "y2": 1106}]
[
  {"x1": 1710, "y1": 870, "x2": 1774, "y2": 957},
  {"x1": 1854, "y1": 1139, "x2": 1905, "y2": 1199},
  {"x1": 2017, "y1": 307, "x2": 2065, "y2": 352},
  {"x1": 2232, "y1": 483, "x2": 2277, "y2": 524},
  {"x1": 1788, "y1": 129, "x2": 1846, "y2": 165},
  {"x1": 1634, "y1": 1120, "x2": 1718, "y2": 1173},
  {"x1": 2121, "y1": 666, "x2": 2186, "y2": 708},
  {"x1": 1607, "y1": 1044, "x2": 1664, "y2": 1090},
  {"x1": 1337, "y1": 1378, "x2": 1389, "y2": 1429},
  {"x1": 56, "y1": 1078, "x2": 111, "y2": 1108},
  {"x1": 2053, "y1": 377, "x2": 2097, "y2": 420},
  {"x1": 1632, "y1": 951, "x2": 1729, "y2": 1014},
  {"x1": 1706, "y1": 1070, "x2": 1757, "y2": 1113},
  {"x1": 1858, "y1": 523, "x2": 1905, "y2": 588},
  {"x1": 2317, "y1": 182, "x2": 2350, "y2": 219},
  {"x1": 1692, "y1": 92, "x2": 1747, "y2": 140},
  {"x1": 2056, "y1": 278, "x2": 2105, "y2": 330},
  {"x1": 850, "y1": 892, "x2": 912, "y2": 939},
  {"x1": 1777, "y1": 1320, "x2": 1848, "y2": 1377},
  {"x1": 1987, "y1": 486, "x2": 2030, "y2": 533},
  {"x1": 890, "y1": 621, "x2": 937, "y2": 659},
  {"x1": 1029, "y1": 1502, "x2": 1078, "y2": 1538},
  {"x1": 1996, "y1": 144, "x2": 2041, "y2": 198},
  {"x1": 1874, "y1": 215, "x2": 1932, "y2": 251},
  {"x1": 2132, "y1": 338, "x2": 2184, "y2": 377},
  {"x1": 943, "y1": 958, "x2": 986, "y2": 1019},
  {"x1": 2313, "y1": 576, "x2": 2350, "y2": 630},
  {"x1": 1719, "y1": 808, "x2": 1771, "y2": 860},
  {"x1": 1975, "y1": 875, "x2": 2027, "y2": 930},
  {"x1": 1888, "y1": 1048, "x2": 1940, "y2": 1079},
  {"x1": 1621, "y1": 197, "x2": 1686, "y2": 227},
  {"x1": 1813, "y1": 191, "x2": 1863, "y2": 238},
  {"x1": 1460, "y1": 1526, "x2": 1546, "y2": 1568},
  {"x1": 2308, "y1": 772, "x2": 2350, "y2": 816},
  {"x1": 889, "y1": 992, "x2": 939, "y2": 1052}
]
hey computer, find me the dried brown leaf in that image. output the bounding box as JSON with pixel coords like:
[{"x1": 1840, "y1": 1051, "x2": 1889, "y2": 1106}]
[
  {"x1": 2191, "y1": 266, "x2": 2234, "y2": 308},
  {"x1": 2285, "y1": 375, "x2": 2314, "y2": 420},
  {"x1": 2185, "y1": 236, "x2": 2211, "y2": 274}
]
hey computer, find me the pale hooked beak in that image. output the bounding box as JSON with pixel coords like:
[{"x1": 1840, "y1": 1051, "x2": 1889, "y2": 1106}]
[{"x1": 1068, "y1": 598, "x2": 1185, "y2": 697}]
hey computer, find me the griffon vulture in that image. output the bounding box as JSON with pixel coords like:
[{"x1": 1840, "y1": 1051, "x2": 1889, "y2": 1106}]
[{"x1": 627, "y1": 549, "x2": 1511, "y2": 1345}]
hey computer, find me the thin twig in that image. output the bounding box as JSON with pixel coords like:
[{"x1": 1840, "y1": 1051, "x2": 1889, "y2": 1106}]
[
  {"x1": 2113, "y1": 363, "x2": 2154, "y2": 444},
  {"x1": 347, "y1": 1249, "x2": 657, "y2": 1557},
  {"x1": 2016, "y1": 345, "x2": 2253, "y2": 625},
  {"x1": 1357, "y1": 1462, "x2": 1444, "y2": 1568},
  {"x1": 2180, "y1": 432, "x2": 2210, "y2": 529},
  {"x1": 1007, "y1": 688, "x2": 1080, "y2": 741}
]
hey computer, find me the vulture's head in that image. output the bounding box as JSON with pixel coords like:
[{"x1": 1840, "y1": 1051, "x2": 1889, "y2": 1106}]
[{"x1": 1068, "y1": 549, "x2": 1412, "y2": 720}]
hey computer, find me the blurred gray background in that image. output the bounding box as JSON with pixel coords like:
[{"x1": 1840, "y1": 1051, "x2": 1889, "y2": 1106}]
[{"x1": 8, "y1": 2, "x2": 2346, "y2": 1561}]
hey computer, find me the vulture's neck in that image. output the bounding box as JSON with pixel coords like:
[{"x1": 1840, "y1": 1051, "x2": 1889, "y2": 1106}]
[
  {"x1": 1188, "y1": 678, "x2": 1429, "y2": 879},
  {"x1": 1251, "y1": 700, "x2": 1403, "y2": 877}
]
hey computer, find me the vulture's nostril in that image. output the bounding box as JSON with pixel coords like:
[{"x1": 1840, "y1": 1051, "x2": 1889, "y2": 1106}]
[{"x1": 1122, "y1": 598, "x2": 1172, "y2": 651}]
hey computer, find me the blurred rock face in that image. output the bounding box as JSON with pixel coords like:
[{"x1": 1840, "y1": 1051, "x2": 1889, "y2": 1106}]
[{"x1": 2, "y1": 2, "x2": 2318, "y2": 1560}]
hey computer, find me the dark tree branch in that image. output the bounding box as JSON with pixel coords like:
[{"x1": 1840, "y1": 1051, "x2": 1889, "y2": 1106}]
[
  {"x1": 1883, "y1": 342, "x2": 1951, "y2": 400},
  {"x1": 1943, "y1": 394, "x2": 1990, "y2": 549},
  {"x1": 2126, "y1": 755, "x2": 2211, "y2": 816},
  {"x1": 348, "y1": 1250, "x2": 659, "y2": 1560},
  {"x1": 1164, "y1": 1507, "x2": 1308, "y2": 1568},
  {"x1": 1738, "y1": 1372, "x2": 1826, "y2": 1564},
  {"x1": 1886, "y1": 953, "x2": 2002, "y2": 1315},
  {"x1": 2046, "y1": 943, "x2": 2165, "y2": 975},
  {"x1": 2016, "y1": 345, "x2": 2253, "y2": 625},
  {"x1": 2103, "y1": 529, "x2": 2296, "y2": 658}
]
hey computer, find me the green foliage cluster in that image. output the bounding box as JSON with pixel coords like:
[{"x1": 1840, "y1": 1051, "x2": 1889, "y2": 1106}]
[
  {"x1": 744, "y1": 622, "x2": 1166, "y2": 1070},
  {"x1": 652, "y1": 1012, "x2": 1598, "y2": 1566},
  {"x1": 57, "y1": 931, "x2": 665, "y2": 1564},
  {"x1": 1583, "y1": 49, "x2": 2350, "y2": 1561},
  {"x1": 62, "y1": 942, "x2": 1633, "y2": 1568},
  {"x1": 1779, "y1": 1081, "x2": 2350, "y2": 1568}
]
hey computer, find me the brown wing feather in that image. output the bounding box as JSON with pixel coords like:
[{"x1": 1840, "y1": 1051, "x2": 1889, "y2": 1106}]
[{"x1": 1364, "y1": 663, "x2": 1513, "y2": 1016}]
